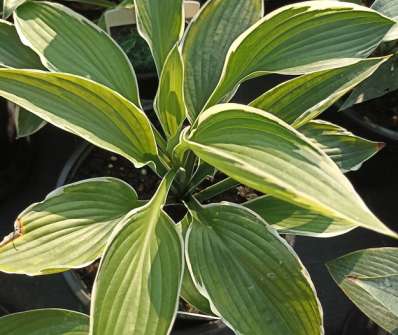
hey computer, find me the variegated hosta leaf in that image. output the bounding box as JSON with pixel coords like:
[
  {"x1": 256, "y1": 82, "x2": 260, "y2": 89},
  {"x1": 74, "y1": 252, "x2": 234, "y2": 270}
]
[
  {"x1": 177, "y1": 216, "x2": 212, "y2": 314},
  {"x1": 186, "y1": 202, "x2": 323, "y2": 335},
  {"x1": 91, "y1": 171, "x2": 183, "y2": 335},
  {"x1": 327, "y1": 248, "x2": 398, "y2": 334},
  {"x1": 15, "y1": 1, "x2": 140, "y2": 105},
  {"x1": 155, "y1": 45, "x2": 186, "y2": 139},
  {"x1": 0, "y1": 309, "x2": 89, "y2": 335},
  {"x1": 134, "y1": 0, "x2": 184, "y2": 73},
  {"x1": 245, "y1": 195, "x2": 357, "y2": 238},
  {"x1": 14, "y1": 105, "x2": 46, "y2": 138},
  {"x1": 206, "y1": 1, "x2": 395, "y2": 108},
  {"x1": 0, "y1": 20, "x2": 43, "y2": 69},
  {"x1": 299, "y1": 120, "x2": 383, "y2": 172},
  {"x1": 0, "y1": 69, "x2": 158, "y2": 168},
  {"x1": 250, "y1": 57, "x2": 387, "y2": 127},
  {"x1": 181, "y1": 103, "x2": 396, "y2": 238},
  {"x1": 0, "y1": 178, "x2": 141, "y2": 275},
  {"x1": 182, "y1": 0, "x2": 263, "y2": 120},
  {"x1": 341, "y1": 53, "x2": 398, "y2": 109}
]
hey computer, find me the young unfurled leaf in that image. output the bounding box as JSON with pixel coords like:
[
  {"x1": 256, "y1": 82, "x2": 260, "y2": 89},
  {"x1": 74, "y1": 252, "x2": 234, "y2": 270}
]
[
  {"x1": 206, "y1": 1, "x2": 394, "y2": 108},
  {"x1": 186, "y1": 202, "x2": 323, "y2": 335},
  {"x1": 155, "y1": 45, "x2": 186, "y2": 139},
  {"x1": 0, "y1": 309, "x2": 89, "y2": 335},
  {"x1": 328, "y1": 248, "x2": 398, "y2": 334},
  {"x1": 0, "y1": 178, "x2": 141, "y2": 275},
  {"x1": 134, "y1": 0, "x2": 184, "y2": 73},
  {"x1": 299, "y1": 120, "x2": 383, "y2": 172},
  {"x1": 15, "y1": 2, "x2": 140, "y2": 105},
  {"x1": 182, "y1": 0, "x2": 263, "y2": 120},
  {"x1": 245, "y1": 195, "x2": 357, "y2": 238},
  {"x1": 250, "y1": 57, "x2": 387, "y2": 127},
  {"x1": 182, "y1": 103, "x2": 396, "y2": 238},
  {"x1": 91, "y1": 171, "x2": 183, "y2": 335},
  {"x1": 0, "y1": 69, "x2": 158, "y2": 168}
]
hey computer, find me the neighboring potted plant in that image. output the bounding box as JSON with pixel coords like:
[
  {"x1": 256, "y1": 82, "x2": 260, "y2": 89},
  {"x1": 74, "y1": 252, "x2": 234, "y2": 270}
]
[{"x1": 0, "y1": 1, "x2": 397, "y2": 334}]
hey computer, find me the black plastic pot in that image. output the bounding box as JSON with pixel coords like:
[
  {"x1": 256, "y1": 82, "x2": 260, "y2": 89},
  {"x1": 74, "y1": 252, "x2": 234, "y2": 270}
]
[
  {"x1": 57, "y1": 143, "x2": 231, "y2": 334},
  {"x1": 342, "y1": 107, "x2": 398, "y2": 143}
]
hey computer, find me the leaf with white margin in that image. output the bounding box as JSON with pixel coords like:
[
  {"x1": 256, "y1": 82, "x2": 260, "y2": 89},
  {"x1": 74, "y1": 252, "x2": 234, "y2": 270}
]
[
  {"x1": 90, "y1": 171, "x2": 183, "y2": 335},
  {"x1": 250, "y1": 57, "x2": 388, "y2": 127},
  {"x1": 245, "y1": 195, "x2": 357, "y2": 238},
  {"x1": 299, "y1": 120, "x2": 383, "y2": 172},
  {"x1": 15, "y1": 1, "x2": 140, "y2": 105},
  {"x1": 0, "y1": 178, "x2": 141, "y2": 275},
  {"x1": 206, "y1": 1, "x2": 394, "y2": 108},
  {"x1": 0, "y1": 309, "x2": 89, "y2": 335},
  {"x1": 186, "y1": 201, "x2": 323, "y2": 335},
  {"x1": 0, "y1": 69, "x2": 158, "y2": 168},
  {"x1": 328, "y1": 248, "x2": 398, "y2": 334},
  {"x1": 177, "y1": 216, "x2": 212, "y2": 314},
  {"x1": 182, "y1": 0, "x2": 263, "y2": 120},
  {"x1": 180, "y1": 103, "x2": 397, "y2": 238}
]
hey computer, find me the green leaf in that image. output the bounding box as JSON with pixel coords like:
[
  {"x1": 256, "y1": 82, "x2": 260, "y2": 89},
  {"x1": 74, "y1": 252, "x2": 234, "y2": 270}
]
[
  {"x1": 154, "y1": 45, "x2": 186, "y2": 139},
  {"x1": 182, "y1": 103, "x2": 396, "y2": 238},
  {"x1": 372, "y1": 0, "x2": 398, "y2": 20},
  {"x1": 0, "y1": 20, "x2": 43, "y2": 69},
  {"x1": 0, "y1": 309, "x2": 89, "y2": 335},
  {"x1": 0, "y1": 178, "x2": 141, "y2": 275},
  {"x1": 14, "y1": 106, "x2": 46, "y2": 138},
  {"x1": 15, "y1": 2, "x2": 140, "y2": 105},
  {"x1": 134, "y1": 0, "x2": 184, "y2": 73},
  {"x1": 341, "y1": 53, "x2": 398, "y2": 109},
  {"x1": 177, "y1": 216, "x2": 212, "y2": 315},
  {"x1": 245, "y1": 195, "x2": 357, "y2": 237},
  {"x1": 91, "y1": 171, "x2": 183, "y2": 335},
  {"x1": 206, "y1": 1, "x2": 395, "y2": 108},
  {"x1": 0, "y1": 69, "x2": 158, "y2": 168},
  {"x1": 299, "y1": 120, "x2": 383, "y2": 172},
  {"x1": 327, "y1": 248, "x2": 398, "y2": 334},
  {"x1": 182, "y1": 0, "x2": 263, "y2": 120},
  {"x1": 250, "y1": 57, "x2": 387, "y2": 127},
  {"x1": 186, "y1": 202, "x2": 323, "y2": 335}
]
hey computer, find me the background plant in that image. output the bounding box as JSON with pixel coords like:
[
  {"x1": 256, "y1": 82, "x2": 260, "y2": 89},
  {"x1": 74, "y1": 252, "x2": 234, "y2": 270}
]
[{"x1": 0, "y1": 0, "x2": 397, "y2": 334}]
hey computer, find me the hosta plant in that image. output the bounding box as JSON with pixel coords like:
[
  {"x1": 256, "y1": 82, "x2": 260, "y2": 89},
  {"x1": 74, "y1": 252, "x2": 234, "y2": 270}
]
[{"x1": 0, "y1": 0, "x2": 397, "y2": 334}]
